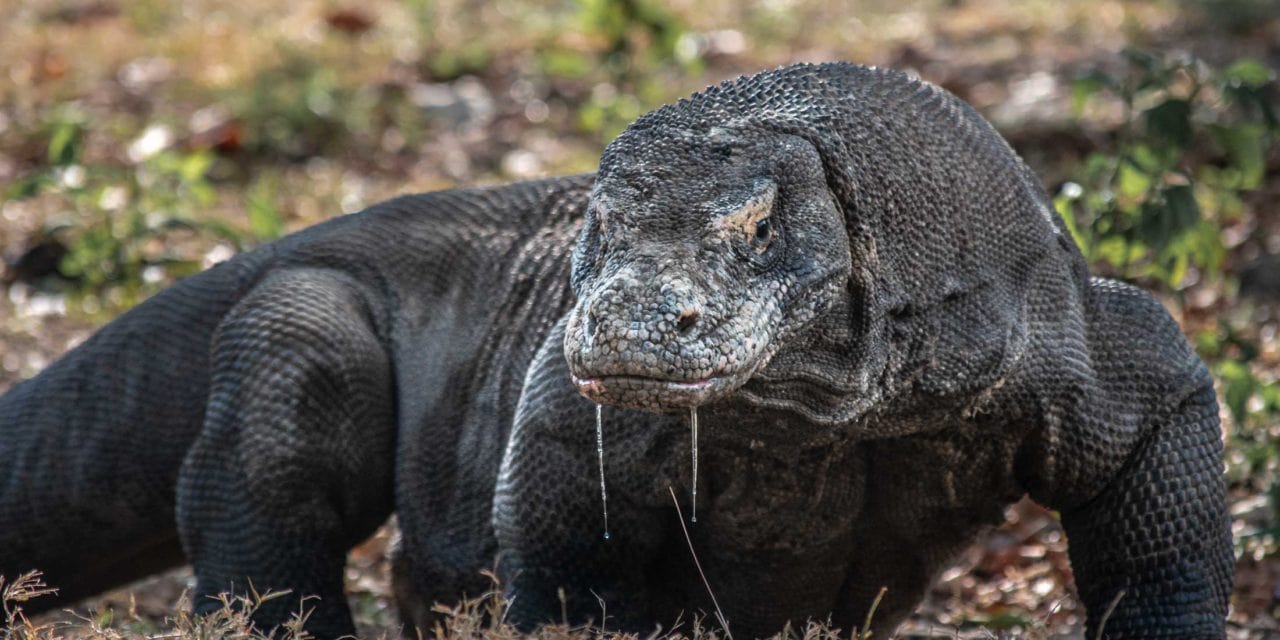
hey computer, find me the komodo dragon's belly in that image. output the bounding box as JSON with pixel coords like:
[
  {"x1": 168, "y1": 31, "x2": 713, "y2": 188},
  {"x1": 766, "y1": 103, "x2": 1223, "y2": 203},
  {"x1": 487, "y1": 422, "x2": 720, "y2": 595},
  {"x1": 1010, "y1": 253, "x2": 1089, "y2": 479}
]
[
  {"x1": 645, "y1": 424, "x2": 1024, "y2": 632},
  {"x1": 642, "y1": 440, "x2": 867, "y2": 629}
]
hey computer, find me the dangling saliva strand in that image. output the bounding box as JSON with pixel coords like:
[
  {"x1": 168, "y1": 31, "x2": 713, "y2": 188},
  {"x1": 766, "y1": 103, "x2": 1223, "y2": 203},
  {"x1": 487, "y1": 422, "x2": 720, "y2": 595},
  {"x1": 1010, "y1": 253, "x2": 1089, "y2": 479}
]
[
  {"x1": 690, "y1": 405, "x2": 698, "y2": 523},
  {"x1": 596, "y1": 404, "x2": 610, "y2": 540}
]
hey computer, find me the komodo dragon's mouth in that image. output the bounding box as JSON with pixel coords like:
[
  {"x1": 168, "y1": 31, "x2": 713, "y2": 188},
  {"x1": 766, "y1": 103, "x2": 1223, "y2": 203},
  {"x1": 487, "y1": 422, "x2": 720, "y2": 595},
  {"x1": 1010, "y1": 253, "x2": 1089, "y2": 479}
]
[{"x1": 571, "y1": 372, "x2": 744, "y2": 411}]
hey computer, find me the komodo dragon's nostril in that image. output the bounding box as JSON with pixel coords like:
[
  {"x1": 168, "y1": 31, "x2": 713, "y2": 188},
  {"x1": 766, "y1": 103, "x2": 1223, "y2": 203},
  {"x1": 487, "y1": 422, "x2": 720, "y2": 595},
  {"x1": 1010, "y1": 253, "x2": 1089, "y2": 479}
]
[{"x1": 676, "y1": 308, "x2": 700, "y2": 335}]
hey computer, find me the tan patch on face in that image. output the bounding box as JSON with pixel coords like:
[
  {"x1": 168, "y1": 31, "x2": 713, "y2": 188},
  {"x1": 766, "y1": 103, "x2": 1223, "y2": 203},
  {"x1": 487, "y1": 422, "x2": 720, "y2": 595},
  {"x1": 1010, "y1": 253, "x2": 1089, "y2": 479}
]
[
  {"x1": 591, "y1": 198, "x2": 612, "y2": 235},
  {"x1": 714, "y1": 184, "x2": 776, "y2": 252}
]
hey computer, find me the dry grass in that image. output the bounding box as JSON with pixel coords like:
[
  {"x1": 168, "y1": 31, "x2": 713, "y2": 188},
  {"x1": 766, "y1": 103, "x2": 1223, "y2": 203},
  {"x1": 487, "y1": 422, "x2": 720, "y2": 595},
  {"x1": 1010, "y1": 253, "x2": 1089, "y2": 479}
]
[
  {"x1": 2, "y1": 571, "x2": 326, "y2": 640},
  {"x1": 7, "y1": 574, "x2": 1075, "y2": 640},
  {"x1": 3, "y1": 555, "x2": 1083, "y2": 640},
  {"x1": 4, "y1": 569, "x2": 864, "y2": 640}
]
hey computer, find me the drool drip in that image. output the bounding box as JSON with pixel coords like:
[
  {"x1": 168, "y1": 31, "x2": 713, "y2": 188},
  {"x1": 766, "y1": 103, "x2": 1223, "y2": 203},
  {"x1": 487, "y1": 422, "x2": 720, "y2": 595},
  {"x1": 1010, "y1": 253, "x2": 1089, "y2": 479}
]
[
  {"x1": 596, "y1": 404, "x2": 610, "y2": 540},
  {"x1": 690, "y1": 406, "x2": 698, "y2": 523}
]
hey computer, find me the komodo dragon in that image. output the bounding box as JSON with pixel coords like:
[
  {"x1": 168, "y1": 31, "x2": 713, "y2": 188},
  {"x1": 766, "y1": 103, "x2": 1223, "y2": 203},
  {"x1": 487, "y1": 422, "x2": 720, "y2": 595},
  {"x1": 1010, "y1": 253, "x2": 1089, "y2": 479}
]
[{"x1": 1, "y1": 63, "x2": 1231, "y2": 639}]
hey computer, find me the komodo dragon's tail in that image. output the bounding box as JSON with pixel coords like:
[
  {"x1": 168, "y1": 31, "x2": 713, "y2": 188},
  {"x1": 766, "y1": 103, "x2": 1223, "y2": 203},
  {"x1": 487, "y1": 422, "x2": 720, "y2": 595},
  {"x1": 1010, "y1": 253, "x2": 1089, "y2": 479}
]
[{"x1": 0, "y1": 252, "x2": 271, "y2": 613}]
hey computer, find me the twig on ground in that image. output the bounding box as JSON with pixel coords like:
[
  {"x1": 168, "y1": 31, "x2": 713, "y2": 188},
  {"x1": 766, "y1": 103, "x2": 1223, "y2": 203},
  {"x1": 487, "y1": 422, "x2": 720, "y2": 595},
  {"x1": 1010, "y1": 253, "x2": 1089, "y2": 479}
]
[
  {"x1": 668, "y1": 486, "x2": 731, "y2": 640},
  {"x1": 858, "y1": 587, "x2": 887, "y2": 640},
  {"x1": 1095, "y1": 589, "x2": 1126, "y2": 640}
]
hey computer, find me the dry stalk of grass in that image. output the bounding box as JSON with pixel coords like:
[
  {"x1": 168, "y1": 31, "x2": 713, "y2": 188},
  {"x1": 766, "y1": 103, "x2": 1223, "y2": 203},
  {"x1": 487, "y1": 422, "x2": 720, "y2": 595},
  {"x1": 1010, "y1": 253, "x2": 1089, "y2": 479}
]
[
  {"x1": 3, "y1": 565, "x2": 1074, "y2": 640},
  {"x1": 2, "y1": 571, "x2": 61, "y2": 640},
  {"x1": 1, "y1": 571, "x2": 326, "y2": 640}
]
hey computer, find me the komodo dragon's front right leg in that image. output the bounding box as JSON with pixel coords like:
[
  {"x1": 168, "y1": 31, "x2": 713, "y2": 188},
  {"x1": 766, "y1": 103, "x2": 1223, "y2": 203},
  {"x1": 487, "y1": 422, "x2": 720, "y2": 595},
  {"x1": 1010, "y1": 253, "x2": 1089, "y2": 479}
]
[{"x1": 177, "y1": 268, "x2": 396, "y2": 638}]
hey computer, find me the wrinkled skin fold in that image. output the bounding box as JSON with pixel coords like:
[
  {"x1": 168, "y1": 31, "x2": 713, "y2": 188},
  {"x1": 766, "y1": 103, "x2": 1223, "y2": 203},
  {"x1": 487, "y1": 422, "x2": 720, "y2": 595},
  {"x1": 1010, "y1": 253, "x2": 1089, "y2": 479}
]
[{"x1": 0, "y1": 63, "x2": 1230, "y2": 639}]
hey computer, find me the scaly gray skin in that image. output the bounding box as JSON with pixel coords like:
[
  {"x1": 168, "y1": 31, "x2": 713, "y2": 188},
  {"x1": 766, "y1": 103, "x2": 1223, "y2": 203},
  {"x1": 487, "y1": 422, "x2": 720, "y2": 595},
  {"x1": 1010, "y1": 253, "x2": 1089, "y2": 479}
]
[
  {"x1": 494, "y1": 63, "x2": 1232, "y2": 638},
  {"x1": 1, "y1": 178, "x2": 593, "y2": 636},
  {"x1": 0, "y1": 63, "x2": 1229, "y2": 639}
]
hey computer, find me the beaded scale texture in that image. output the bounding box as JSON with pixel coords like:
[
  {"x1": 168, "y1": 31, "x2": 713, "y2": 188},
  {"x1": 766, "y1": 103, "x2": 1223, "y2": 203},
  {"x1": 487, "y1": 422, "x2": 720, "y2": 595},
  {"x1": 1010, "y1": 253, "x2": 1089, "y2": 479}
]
[{"x1": 0, "y1": 63, "x2": 1231, "y2": 639}]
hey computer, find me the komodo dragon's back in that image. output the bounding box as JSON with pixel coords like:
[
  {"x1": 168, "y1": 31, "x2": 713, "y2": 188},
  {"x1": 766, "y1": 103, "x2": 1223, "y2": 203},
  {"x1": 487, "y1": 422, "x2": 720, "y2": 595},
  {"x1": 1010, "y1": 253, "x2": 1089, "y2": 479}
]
[
  {"x1": 0, "y1": 252, "x2": 268, "y2": 608},
  {"x1": 0, "y1": 176, "x2": 589, "y2": 612}
]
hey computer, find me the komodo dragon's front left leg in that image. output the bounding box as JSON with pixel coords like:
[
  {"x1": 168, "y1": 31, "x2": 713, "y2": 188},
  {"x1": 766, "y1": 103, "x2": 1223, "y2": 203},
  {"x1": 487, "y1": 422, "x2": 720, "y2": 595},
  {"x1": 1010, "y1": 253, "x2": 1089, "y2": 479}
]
[
  {"x1": 177, "y1": 268, "x2": 396, "y2": 638},
  {"x1": 1020, "y1": 280, "x2": 1232, "y2": 638},
  {"x1": 1061, "y1": 384, "x2": 1232, "y2": 637}
]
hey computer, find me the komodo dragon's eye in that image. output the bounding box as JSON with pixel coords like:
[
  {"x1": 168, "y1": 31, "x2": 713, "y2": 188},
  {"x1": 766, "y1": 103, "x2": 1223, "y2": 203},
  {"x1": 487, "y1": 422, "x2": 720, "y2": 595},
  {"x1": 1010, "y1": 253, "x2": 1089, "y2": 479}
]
[
  {"x1": 754, "y1": 218, "x2": 773, "y2": 246},
  {"x1": 719, "y1": 183, "x2": 777, "y2": 256}
]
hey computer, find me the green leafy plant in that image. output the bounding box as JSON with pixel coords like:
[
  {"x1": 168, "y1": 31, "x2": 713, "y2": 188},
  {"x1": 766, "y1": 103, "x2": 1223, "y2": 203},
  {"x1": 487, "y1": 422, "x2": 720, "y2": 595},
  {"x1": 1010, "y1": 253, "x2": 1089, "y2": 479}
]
[
  {"x1": 220, "y1": 46, "x2": 425, "y2": 164},
  {"x1": 5, "y1": 115, "x2": 252, "y2": 313},
  {"x1": 1058, "y1": 49, "x2": 1280, "y2": 553},
  {"x1": 539, "y1": 0, "x2": 701, "y2": 141},
  {"x1": 227, "y1": 49, "x2": 358, "y2": 161},
  {"x1": 1056, "y1": 50, "x2": 1275, "y2": 290}
]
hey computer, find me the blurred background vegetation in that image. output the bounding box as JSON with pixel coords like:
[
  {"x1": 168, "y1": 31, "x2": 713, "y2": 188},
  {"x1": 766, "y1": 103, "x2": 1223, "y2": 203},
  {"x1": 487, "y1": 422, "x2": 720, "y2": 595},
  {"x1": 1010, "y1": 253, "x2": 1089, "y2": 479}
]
[{"x1": 0, "y1": 0, "x2": 1277, "y2": 637}]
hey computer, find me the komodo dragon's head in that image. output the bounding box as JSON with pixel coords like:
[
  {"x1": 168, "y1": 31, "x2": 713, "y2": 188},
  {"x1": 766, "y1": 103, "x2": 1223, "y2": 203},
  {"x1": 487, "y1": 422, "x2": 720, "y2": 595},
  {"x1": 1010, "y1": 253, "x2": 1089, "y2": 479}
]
[
  {"x1": 564, "y1": 63, "x2": 1068, "y2": 427},
  {"x1": 564, "y1": 126, "x2": 850, "y2": 413}
]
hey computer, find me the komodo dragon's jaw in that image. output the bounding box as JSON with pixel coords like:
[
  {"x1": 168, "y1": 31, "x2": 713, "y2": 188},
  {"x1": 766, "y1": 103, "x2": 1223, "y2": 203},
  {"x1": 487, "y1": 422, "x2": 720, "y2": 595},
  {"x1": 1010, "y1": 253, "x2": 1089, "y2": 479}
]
[{"x1": 563, "y1": 127, "x2": 852, "y2": 413}]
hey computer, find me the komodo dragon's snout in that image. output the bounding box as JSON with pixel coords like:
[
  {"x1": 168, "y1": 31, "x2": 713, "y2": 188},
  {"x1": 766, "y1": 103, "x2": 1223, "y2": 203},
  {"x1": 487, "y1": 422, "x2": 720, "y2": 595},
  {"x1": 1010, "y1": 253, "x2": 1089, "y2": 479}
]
[{"x1": 564, "y1": 129, "x2": 852, "y2": 412}]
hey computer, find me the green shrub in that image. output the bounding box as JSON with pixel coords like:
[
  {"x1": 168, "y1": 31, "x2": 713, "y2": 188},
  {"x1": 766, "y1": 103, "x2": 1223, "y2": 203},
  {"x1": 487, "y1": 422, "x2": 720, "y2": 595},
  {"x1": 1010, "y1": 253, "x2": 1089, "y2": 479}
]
[
  {"x1": 538, "y1": 0, "x2": 701, "y2": 142},
  {"x1": 1058, "y1": 49, "x2": 1280, "y2": 553},
  {"x1": 5, "y1": 114, "x2": 265, "y2": 313}
]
